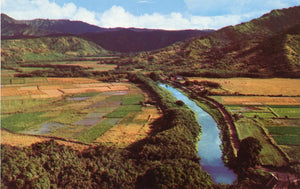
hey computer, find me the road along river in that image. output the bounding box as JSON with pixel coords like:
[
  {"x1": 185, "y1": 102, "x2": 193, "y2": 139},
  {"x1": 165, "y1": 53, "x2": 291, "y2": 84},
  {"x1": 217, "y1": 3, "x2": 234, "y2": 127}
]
[{"x1": 159, "y1": 83, "x2": 237, "y2": 184}]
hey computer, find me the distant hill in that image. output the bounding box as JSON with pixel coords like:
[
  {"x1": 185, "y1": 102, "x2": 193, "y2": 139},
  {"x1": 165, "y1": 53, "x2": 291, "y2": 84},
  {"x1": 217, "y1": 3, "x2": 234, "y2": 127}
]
[
  {"x1": 1, "y1": 14, "x2": 214, "y2": 53},
  {"x1": 18, "y1": 18, "x2": 107, "y2": 34},
  {"x1": 122, "y1": 6, "x2": 300, "y2": 77},
  {"x1": 1, "y1": 36, "x2": 109, "y2": 65},
  {"x1": 1, "y1": 14, "x2": 54, "y2": 37},
  {"x1": 81, "y1": 29, "x2": 213, "y2": 52}
]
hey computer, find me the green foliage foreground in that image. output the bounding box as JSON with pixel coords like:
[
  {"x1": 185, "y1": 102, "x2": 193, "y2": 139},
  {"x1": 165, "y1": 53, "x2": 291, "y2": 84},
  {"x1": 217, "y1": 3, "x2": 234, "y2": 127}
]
[{"x1": 1, "y1": 73, "x2": 215, "y2": 188}]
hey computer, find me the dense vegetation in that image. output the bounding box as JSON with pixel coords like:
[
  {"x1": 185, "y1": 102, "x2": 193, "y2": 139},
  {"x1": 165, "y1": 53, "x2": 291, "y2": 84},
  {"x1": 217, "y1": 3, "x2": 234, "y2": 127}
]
[
  {"x1": 1, "y1": 36, "x2": 109, "y2": 66},
  {"x1": 1, "y1": 73, "x2": 217, "y2": 188},
  {"x1": 117, "y1": 6, "x2": 300, "y2": 77}
]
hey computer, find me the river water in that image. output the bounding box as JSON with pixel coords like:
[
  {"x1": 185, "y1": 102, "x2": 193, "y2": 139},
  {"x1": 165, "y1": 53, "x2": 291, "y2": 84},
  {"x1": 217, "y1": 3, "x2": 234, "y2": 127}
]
[{"x1": 159, "y1": 83, "x2": 237, "y2": 184}]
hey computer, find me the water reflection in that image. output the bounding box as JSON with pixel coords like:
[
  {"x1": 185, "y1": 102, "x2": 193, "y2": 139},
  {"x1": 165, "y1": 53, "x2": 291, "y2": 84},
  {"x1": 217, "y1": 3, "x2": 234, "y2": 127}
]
[{"x1": 160, "y1": 83, "x2": 236, "y2": 184}]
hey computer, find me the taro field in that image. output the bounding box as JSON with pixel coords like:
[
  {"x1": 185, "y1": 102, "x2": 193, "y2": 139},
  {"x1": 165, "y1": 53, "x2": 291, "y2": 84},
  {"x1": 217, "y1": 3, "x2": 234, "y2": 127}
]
[
  {"x1": 1, "y1": 77, "x2": 161, "y2": 147},
  {"x1": 225, "y1": 103, "x2": 300, "y2": 165}
]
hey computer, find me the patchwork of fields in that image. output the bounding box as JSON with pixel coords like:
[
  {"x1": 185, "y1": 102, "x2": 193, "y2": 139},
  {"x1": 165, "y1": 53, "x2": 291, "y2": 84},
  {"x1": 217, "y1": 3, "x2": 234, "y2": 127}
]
[
  {"x1": 1, "y1": 77, "x2": 161, "y2": 147},
  {"x1": 189, "y1": 77, "x2": 300, "y2": 167}
]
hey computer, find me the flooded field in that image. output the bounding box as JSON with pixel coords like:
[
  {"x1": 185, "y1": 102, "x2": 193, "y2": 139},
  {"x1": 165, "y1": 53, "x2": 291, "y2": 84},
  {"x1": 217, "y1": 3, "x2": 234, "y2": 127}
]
[{"x1": 1, "y1": 78, "x2": 162, "y2": 146}]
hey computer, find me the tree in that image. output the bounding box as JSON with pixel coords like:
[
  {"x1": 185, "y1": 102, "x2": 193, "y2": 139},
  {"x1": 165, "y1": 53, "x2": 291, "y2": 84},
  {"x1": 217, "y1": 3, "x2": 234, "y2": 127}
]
[
  {"x1": 237, "y1": 137, "x2": 262, "y2": 169},
  {"x1": 149, "y1": 72, "x2": 160, "y2": 81},
  {"x1": 175, "y1": 100, "x2": 184, "y2": 106}
]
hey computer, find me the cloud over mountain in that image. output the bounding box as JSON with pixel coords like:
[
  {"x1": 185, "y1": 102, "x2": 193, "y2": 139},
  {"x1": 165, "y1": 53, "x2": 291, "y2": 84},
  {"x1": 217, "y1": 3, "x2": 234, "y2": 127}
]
[{"x1": 1, "y1": 0, "x2": 299, "y2": 29}]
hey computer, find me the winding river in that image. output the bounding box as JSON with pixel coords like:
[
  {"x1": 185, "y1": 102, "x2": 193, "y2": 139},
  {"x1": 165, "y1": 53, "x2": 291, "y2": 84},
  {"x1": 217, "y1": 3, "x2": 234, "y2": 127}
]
[{"x1": 159, "y1": 84, "x2": 237, "y2": 184}]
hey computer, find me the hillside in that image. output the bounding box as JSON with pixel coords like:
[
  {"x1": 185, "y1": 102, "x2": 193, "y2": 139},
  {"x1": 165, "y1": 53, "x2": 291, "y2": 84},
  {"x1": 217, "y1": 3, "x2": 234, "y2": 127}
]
[
  {"x1": 1, "y1": 36, "x2": 109, "y2": 65},
  {"x1": 121, "y1": 6, "x2": 300, "y2": 77},
  {"x1": 19, "y1": 18, "x2": 107, "y2": 34},
  {"x1": 1, "y1": 14, "x2": 213, "y2": 53},
  {"x1": 1, "y1": 14, "x2": 54, "y2": 37}
]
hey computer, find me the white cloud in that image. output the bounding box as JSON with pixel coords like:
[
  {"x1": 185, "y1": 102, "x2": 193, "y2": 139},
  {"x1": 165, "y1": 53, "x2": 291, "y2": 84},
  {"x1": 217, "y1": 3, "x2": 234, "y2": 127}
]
[
  {"x1": 137, "y1": 1, "x2": 153, "y2": 3},
  {"x1": 1, "y1": 0, "x2": 99, "y2": 25},
  {"x1": 99, "y1": 5, "x2": 249, "y2": 30},
  {"x1": 1, "y1": 0, "x2": 298, "y2": 30}
]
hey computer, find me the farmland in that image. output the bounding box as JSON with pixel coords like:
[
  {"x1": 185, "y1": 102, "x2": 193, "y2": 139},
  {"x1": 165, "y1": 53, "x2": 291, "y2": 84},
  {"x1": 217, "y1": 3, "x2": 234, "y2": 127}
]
[
  {"x1": 188, "y1": 77, "x2": 300, "y2": 96},
  {"x1": 1, "y1": 77, "x2": 162, "y2": 147},
  {"x1": 188, "y1": 77, "x2": 300, "y2": 167}
]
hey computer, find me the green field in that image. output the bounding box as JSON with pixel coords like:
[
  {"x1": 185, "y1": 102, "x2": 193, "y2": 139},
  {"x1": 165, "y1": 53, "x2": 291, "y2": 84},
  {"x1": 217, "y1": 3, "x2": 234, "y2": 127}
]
[
  {"x1": 1, "y1": 112, "x2": 51, "y2": 132},
  {"x1": 242, "y1": 112, "x2": 276, "y2": 118},
  {"x1": 76, "y1": 118, "x2": 121, "y2": 143},
  {"x1": 235, "y1": 118, "x2": 288, "y2": 166},
  {"x1": 272, "y1": 136, "x2": 300, "y2": 145},
  {"x1": 1, "y1": 98, "x2": 55, "y2": 114},
  {"x1": 266, "y1": 126, "x2": 300, "y2": 136},
  {"x1": 224, "y1": 101, "x2": 300, "y2": 165},
  {"x1": 269, "y1": 105, "x2": 300, "y2": 118}
]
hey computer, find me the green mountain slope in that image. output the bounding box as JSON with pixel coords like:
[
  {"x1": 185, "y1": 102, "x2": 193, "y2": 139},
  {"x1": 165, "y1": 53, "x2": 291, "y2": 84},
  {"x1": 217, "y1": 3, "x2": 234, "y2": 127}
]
[
  {"x1": 1, "y1": 36, "x2": 109, "y2": 65},
  {"x1": 122, "y1": 6, "x2": 300, "y2": 77}
]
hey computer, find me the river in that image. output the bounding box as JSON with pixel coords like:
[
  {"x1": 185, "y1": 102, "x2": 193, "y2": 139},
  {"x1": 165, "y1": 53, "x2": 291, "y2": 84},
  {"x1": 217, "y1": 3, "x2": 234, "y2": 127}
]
[{"x1": 159, "y1": 83, "x2": 237, "y2": 184}]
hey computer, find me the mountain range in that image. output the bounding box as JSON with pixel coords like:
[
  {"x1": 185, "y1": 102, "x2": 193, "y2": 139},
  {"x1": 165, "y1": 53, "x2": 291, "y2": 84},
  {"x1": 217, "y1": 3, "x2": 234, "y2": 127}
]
[
  {"x1": 2, "y1": 6, "x2": 300, "y2": 77},
  {"x1": 1, "y1": 14, "x2": 213, "y2": 53},
  {"x1": 120, "y1": 6, "x2": 300, "y2": 77}
]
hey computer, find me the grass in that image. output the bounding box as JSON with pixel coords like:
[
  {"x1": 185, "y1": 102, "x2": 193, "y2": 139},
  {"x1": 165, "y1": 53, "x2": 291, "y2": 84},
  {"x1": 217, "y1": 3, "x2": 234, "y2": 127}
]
[
  {"x1": 242, "y1": 112, "x2": 276, "y2": 118},
  {"x1": 1, "y1": 98, "x2": 55, "y2": 114},
  {"x1": 235, "y1": 117, "x2": 288, "y2": 166},
  {"x1": 19, "y1": 67, "x2": 54, "y2": 72},
  {"x1": 279, "y1": 145, "x2": 300, "y2": 160},
  {"x1": 269, "y1": 105, "x2": 300, "y2": 118},
  {"x1": 105, "y1": 111, "x2": 130, "y2": 118},
  {"x1": 119, "y1": 111, "x2": 144, "y2": 125},
  {"x1": 272, "y1": 136, "x2": 300, "y2": 145},
  {"x1": 266, "y1": 126, "x2": 300, "y2": 146},
  {"x1": 106, "y1": 105, "x2": 142, "y2": 118},
  {"x1": 52, "y1": 110, "x2": 87, "y2": 125},
  {"x1": 266, "y1": 126, "x2": 300, "y2": 135},
  {"x1": 226, "y1": 105, "x2": 270, "y2": 112},
  {"x1": 72, "y1": 92, "x2": 100, "y2": 98},
  {"x1": 1, "y1": 112, "x2": 52, "y2": 132},
  {"x1": 218, "y1": 96, "x2": 300, "y2": 106},
  {"x1": 76, "y1": 118, "x2": 121, "y2": 143},
  {"x1": 121, "y1": 94, "x2": 144, "y2": 105}
]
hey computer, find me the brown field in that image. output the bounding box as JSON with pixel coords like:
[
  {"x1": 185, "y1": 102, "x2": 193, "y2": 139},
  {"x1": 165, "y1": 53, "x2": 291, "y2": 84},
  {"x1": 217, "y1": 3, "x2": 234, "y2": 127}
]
[
  {"x1": 188, "y1": 77, "x2": 300, "y2": 96},
  {"x1": 95, "y1": 123, "x2": 150, "y2": 146},
  {"x1": 47, "y1": 77, "x2": 100, "y2": 84},
  {"x1": 66, "y1": 61, "x2": 117, "y2": 71},
  {"x1": 216, "y1": 96, "x2": 300, "y2": 105},
  {"x1": 1, "y1": 129, "x2": 91, "y2": 151},
  {"x1": 1, "y1": 78, "x2": 129, "y2": 99}
]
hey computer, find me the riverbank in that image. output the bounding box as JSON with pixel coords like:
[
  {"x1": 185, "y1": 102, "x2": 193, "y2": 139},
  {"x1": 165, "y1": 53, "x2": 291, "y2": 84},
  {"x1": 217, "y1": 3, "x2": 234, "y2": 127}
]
[
  {"x1": 160, "y1": 83, "x2": 237, "y2": 184},
  {"x1": 166, "y1": 79, "x2": 299, "y2": 188},
  {"x1": 167, "y1": 81, "x2": 239, "y2": 167}
]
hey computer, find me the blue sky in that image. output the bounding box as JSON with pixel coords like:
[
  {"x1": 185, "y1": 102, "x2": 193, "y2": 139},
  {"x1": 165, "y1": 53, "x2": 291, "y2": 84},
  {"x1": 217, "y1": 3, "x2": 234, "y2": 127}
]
[{"x1": 1, "y1": 0, "x2": 299, "y2": 30}]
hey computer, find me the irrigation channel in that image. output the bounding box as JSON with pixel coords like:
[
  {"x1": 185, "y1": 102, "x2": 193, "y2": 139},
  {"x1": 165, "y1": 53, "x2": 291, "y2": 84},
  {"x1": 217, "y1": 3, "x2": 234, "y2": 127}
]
[{"x1": 159, "y1": 83, "x2": 237, "y2": 184}]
